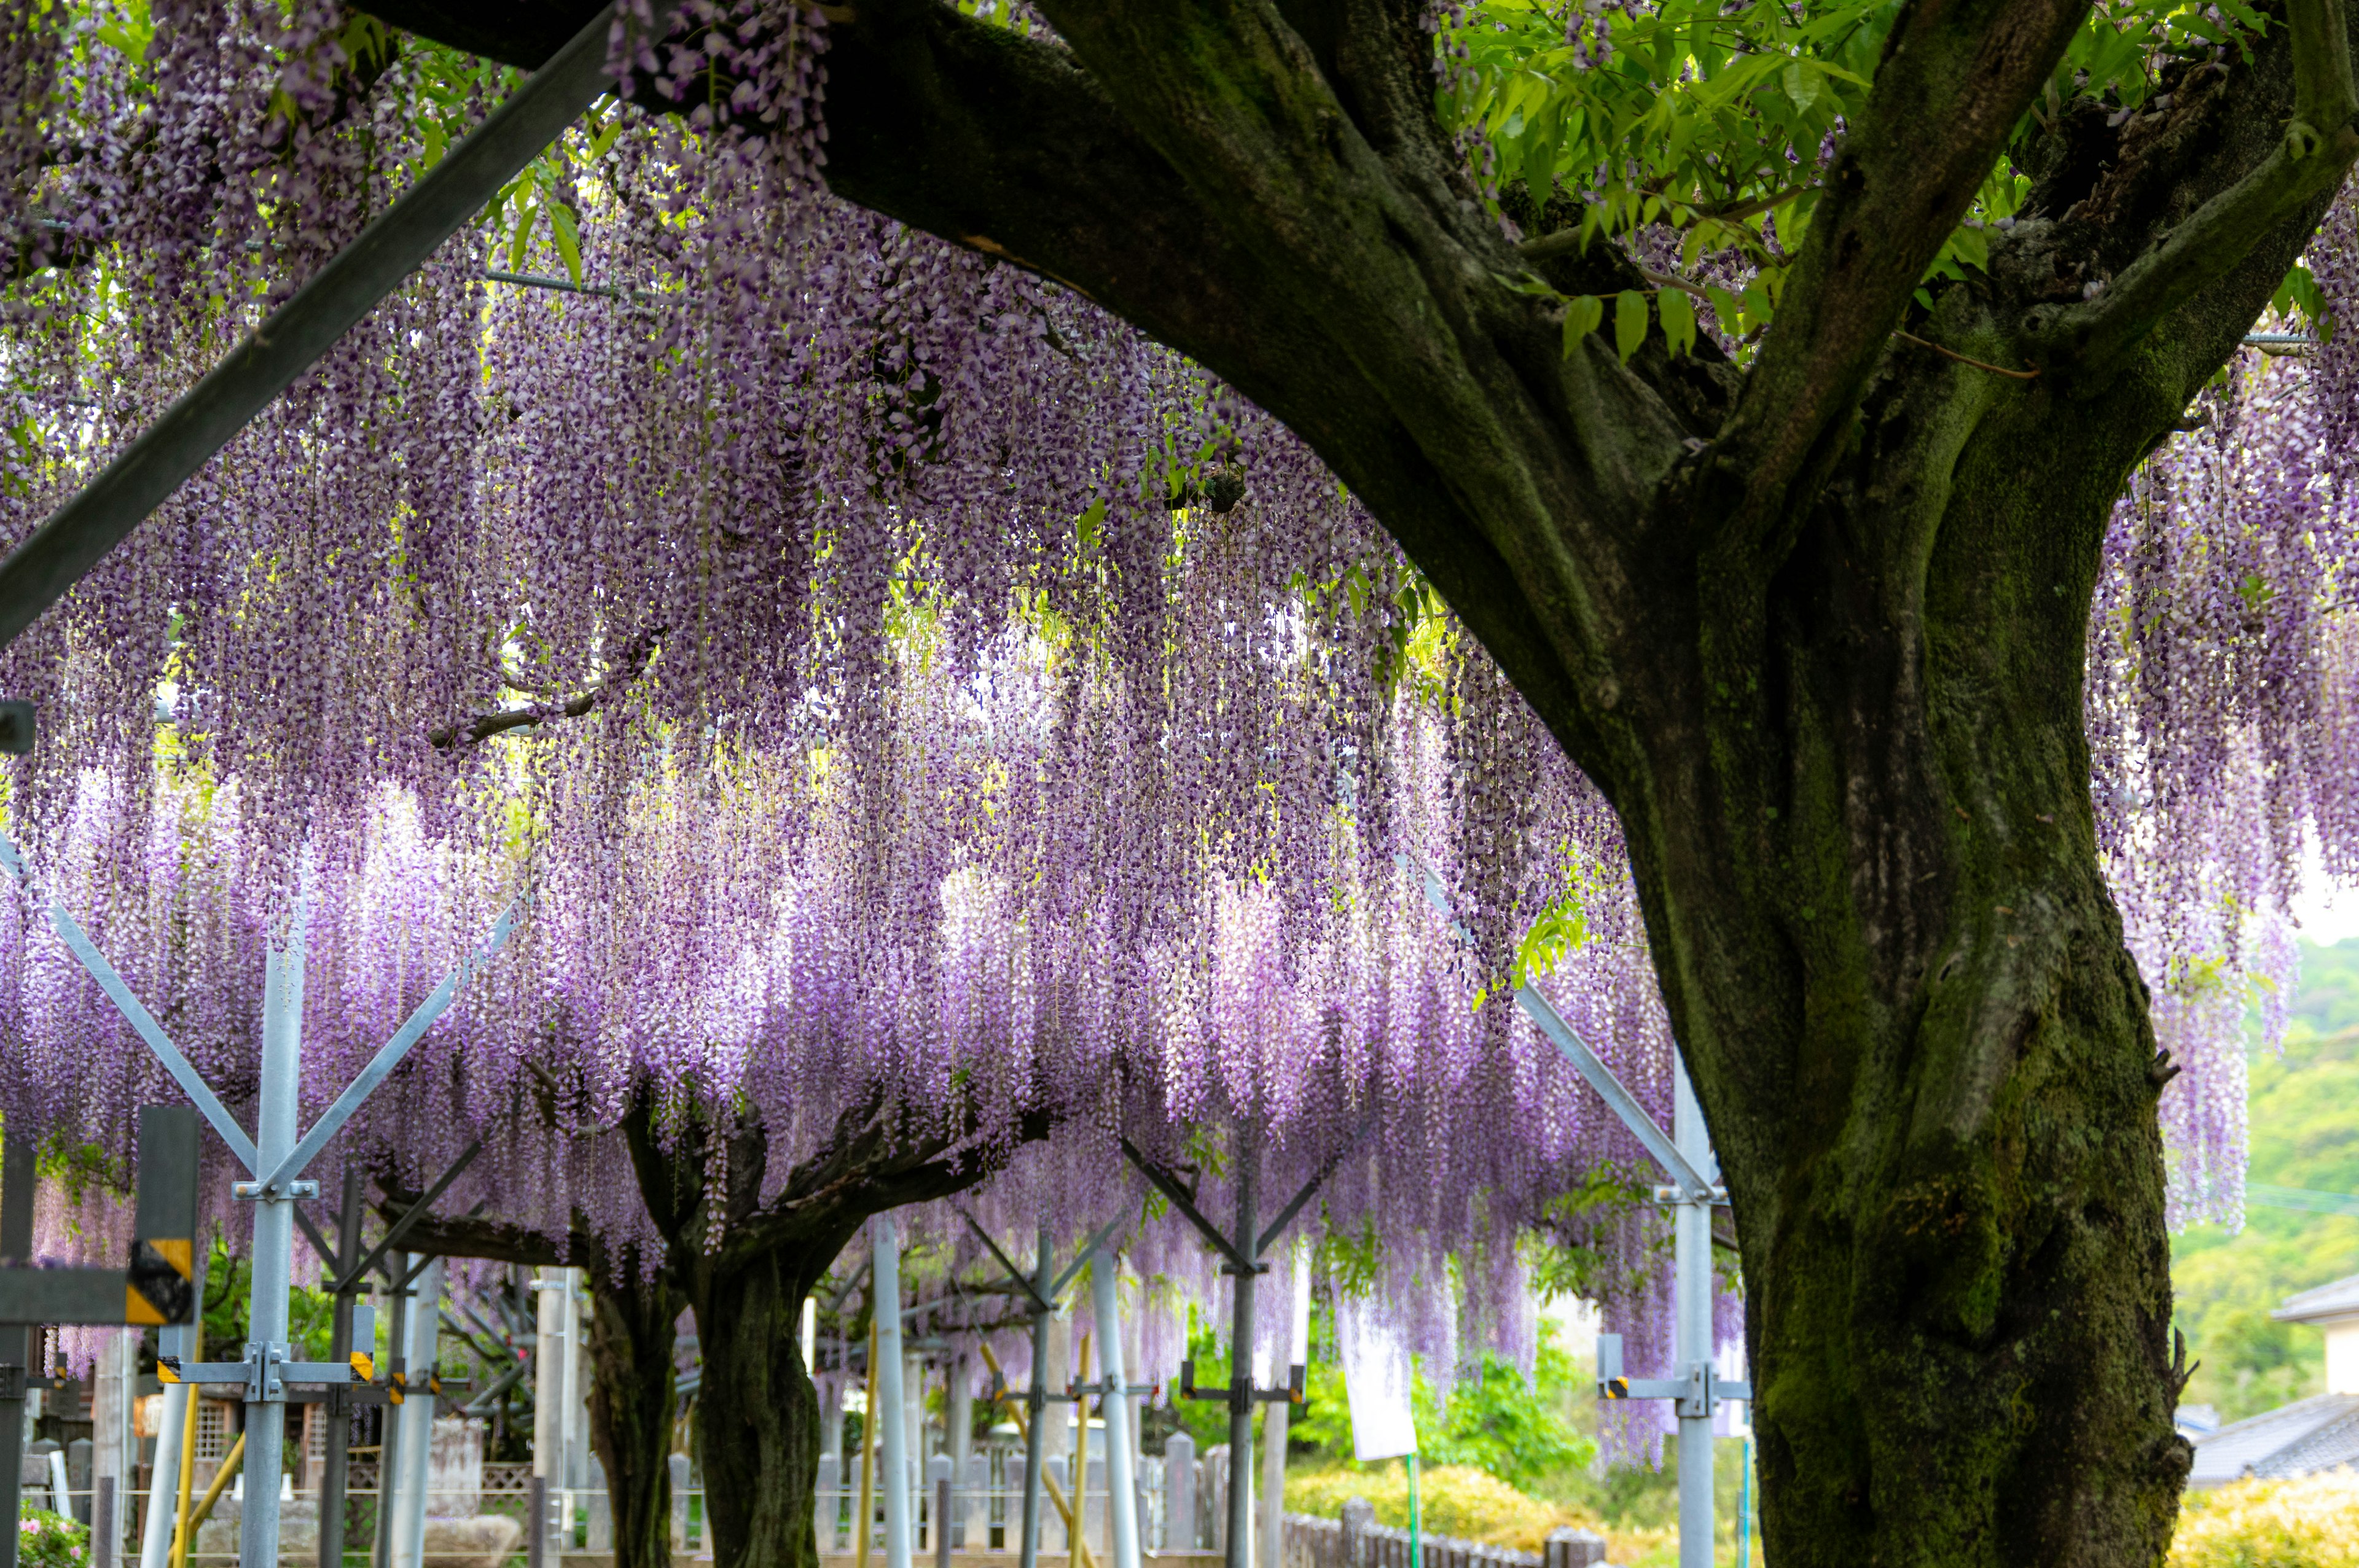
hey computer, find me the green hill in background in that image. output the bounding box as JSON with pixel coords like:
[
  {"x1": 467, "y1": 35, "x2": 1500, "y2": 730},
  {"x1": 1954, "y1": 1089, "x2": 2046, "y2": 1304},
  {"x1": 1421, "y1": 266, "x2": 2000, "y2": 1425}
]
[{"x1": 2172, "y1": 936, "x2": 2359, "y2": 1422}]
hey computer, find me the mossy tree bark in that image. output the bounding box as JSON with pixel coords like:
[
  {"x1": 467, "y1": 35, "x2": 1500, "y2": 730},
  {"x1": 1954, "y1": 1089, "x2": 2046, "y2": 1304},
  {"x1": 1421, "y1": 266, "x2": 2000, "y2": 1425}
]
[
  {"x1": 620, "y1": 1094, "x2": 1055, "y2": 1568},
  {"x1": 346, "y1": 0, "x2": 2359, "y2": 1559},
  {"x1": 587, "y1": 1272, "x2": 688, "y2": 1568},
  {"x1": 376, "y1": 1205, "x2": 681, "y2": 1568}
]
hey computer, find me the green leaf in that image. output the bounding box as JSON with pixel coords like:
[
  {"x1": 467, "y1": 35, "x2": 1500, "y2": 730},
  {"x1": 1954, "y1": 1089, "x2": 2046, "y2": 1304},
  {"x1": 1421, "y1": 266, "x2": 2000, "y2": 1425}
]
[
  {"x1": 1706, "y1": 284, "x2": 1745, "y2": 335},
  {"x1": 548, "y1": 203, "x2": 583, "y2": 287},
  {"x1": 1741, "y1": 276, "x2": 1777, "y2": 329},
  {"x1": 1561, "y1": 293, "x2": 1605, "y2": 357},
  {"x1": 1614, "y1": 289, "x2": 1649, "y2": 362},
  {"x1": 1781, "y1": 60, "x2": 1819, "y2": 114},
  {"x1": 1946, "y1": 224, "x2": 1989, "y2": 275},
  {"x1": 1658, "y1": 287, "x2": 1696, "y2": 357},
  {"x1": 507, "y1": 201, "x2": 538, "y2": 273}
]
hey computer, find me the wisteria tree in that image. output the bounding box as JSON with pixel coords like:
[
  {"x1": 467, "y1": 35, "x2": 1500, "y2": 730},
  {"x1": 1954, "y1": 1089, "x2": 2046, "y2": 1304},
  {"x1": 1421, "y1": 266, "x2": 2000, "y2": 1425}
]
[
  {"x1": 8, "y1": 0, "x2": 2359, "y2": 1563},
  {"x1": 269, "y1": 0, "x2": 2359, "y2": 1564}
]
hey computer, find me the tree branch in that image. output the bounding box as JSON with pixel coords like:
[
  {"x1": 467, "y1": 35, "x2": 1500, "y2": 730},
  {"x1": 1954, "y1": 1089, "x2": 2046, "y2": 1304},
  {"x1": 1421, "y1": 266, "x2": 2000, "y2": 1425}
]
[
  {"x1": 1705, "y1": 0, "x2": 2092, "y2": 544},
  {"x1": 2035, "y1": 0, "x2": 2359, "y2": 378},
  {"x1": 426, "y1": 621, "x2": 664, "y2": 749}
]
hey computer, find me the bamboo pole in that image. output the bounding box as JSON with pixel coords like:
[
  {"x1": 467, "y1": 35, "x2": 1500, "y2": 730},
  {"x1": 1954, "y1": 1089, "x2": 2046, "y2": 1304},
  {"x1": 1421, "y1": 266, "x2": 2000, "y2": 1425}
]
[
  {"x1": 184, "y1": 1433, "x2": 246, "y2": 1538},
  {"x1": 856, "y1": 1317, "x2": 879, "y2": 1568},
  {"x1": 168, "y1": 1393, "x2": 200, "y2": 1568},
  {"x1": 1073, "y1": 1336, "x2": 1092, "y2": 1568},
  {"x1": 974, "y1": 1343, "x2": 1091, "y2": 1567}
]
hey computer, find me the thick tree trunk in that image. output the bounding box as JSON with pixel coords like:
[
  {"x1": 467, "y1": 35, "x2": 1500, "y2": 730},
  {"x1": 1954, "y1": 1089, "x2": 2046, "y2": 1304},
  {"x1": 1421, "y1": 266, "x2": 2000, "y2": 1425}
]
[
  {"x1": 619, "y1": 1096, "x2": 1046, "y2": 1568},
  {"x1": 1602, "y1": 348, "x2": 2218, "y2": 1563},
  {"x1": 587, "y1": 1273, "x2": 687, "y2": 1568},
  {"x1": 683, "y1": 1248, "x2": 834, "y2": 1568}
]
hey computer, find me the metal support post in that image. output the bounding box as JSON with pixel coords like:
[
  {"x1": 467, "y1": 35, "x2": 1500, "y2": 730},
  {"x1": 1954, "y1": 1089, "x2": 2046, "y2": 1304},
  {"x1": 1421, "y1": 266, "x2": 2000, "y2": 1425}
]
[
  {"x1": 1259, "y1": 1244, "x2": 1307, "y2": 1568},
  {"x1": 374, "y1": 1262, "x2": 413, "y2": 1568},
  {"x1": 874, "y1": 1217, "x2": 913, "y2": 1568},
  {"x1": 1019, "y1": 1227, "x2": 1050, "y2": 1568},
  {"x1": 1672, "y1": 1059, "x2": 1713, "y2": 1568},
  {"x1": 139, "y1": 1250, "x2": 206, "y2": 1568},
  {"x1": 0, "y1": 1134, "x2": 34, "y2": 1568},
  {"x1": 1224, "y1": 1134, "x2": 1259, "y2": 1568},
  {"x1": 388, "y1": 1257, "x2": 443, "y2": 1568},
  {"x1": 1406, "y1": 854, "x2": 1749, "y2": 1568},
  {"x1": 1088, "y1": 1252, "x2": 1141, "y2": 1568},
  {"x1": 241, "y1": 935, "x2": 305, "y2": 1568}
]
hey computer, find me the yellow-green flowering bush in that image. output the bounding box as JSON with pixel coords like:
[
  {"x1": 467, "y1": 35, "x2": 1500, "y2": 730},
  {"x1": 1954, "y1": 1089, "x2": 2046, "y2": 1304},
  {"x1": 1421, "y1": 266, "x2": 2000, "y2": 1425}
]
[
  {"x1": 1284, "y1": 1464, "x2": 1594, "y2": 1554},
  {"x1": 2169, "y1": 1472, "x2": 2359, "y2": 1568}
]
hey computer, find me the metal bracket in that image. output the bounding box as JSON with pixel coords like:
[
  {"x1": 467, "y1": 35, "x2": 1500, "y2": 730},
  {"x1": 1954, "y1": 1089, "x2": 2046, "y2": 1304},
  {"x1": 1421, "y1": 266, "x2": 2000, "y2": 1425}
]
[
  {"x1": 1176, "y1": 1358, "x2": 1304, "y2": 1411},
  {"x1": 233, "y1": 1180, "x2": 321, "y2": 1201},
  {"x1": 1649, "y1": 1185, "x2": 1729, "y2": 1207},
  {"x1": 0, "y1": 1364, "x2": 20, "y2": 1400},
  {"x1": 1594, "y1": 1335, "x2": 1750, "y2": 1416}
]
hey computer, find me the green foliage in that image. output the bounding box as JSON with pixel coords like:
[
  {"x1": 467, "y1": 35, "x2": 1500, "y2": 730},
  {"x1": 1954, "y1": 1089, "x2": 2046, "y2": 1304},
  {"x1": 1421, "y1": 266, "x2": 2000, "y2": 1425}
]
[
  {"x1": 15, "y1": 1508, "x2": 89, "y2": 1568},
  {"x1": 1438, "y1": 0, "x2": 2306, "y2": 357},
  {"x1": 1188, "y1": 1303, "x2": 1594, "y2": 1494},
  {"x1": 1408, "y1": 1334, "x2": 1594, "y2": 1489},
  {"x1": 197, "y1": 1238, "x2": 359, "y2": 1371},
  {"x1": 2171, "y1": 939, "x2": 2359, "y2": 1422}
]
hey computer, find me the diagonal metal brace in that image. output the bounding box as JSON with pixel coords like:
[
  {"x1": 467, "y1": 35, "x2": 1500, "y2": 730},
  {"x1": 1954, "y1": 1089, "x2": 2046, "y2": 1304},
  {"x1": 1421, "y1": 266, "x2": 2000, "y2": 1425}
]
[
  {"x1": 1117, "y1": 1137, "x2": 1254, "y2": 1271},
  {"x1": 29, "y1": 887, "x2": 262, "y2": 1171},
  {"x1": 0, "y1": 0, "x2": 683, "y2": 653},
  {"x1": 1256, "y1": 1109, "x2": 1376, "y2": 1255},
  {"x1": 258, "y1": 897, "x2": 527, "y2": 1193},
  {"x1": 1048, "y1": 1219, "x2": 1125, "y2": 1299},
  {"x1": 1400, "y1": 854, "x2": 1715, "y2": 1202},
  {"x1": 332, "y1": 1139, "x2": 482, "y2": 1295},
  {"x1": 955, "y1": 1207, "x2": 1052, "y2": 1316}
]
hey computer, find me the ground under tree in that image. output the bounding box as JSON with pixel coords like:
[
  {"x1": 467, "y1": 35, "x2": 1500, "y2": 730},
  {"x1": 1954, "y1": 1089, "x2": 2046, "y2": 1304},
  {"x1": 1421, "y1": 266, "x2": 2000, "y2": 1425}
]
[{"x1": 315, "y1": 0, "x2": 2359, "y2": 1562}]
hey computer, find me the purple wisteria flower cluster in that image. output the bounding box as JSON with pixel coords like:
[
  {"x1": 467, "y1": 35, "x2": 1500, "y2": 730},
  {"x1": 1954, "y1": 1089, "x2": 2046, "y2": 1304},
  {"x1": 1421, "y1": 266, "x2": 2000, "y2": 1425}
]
[
  {"x1": 0, "y1": 0, "x2": 1687, "y2": 1407},
  {"x1": 4, "y1": 0, "x2": 2350, "y2": 1446}
]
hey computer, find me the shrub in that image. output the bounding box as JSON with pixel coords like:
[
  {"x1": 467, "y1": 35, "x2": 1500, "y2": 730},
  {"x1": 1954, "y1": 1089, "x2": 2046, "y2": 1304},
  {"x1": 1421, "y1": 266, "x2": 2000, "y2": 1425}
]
[
  {"x1": 2169, "y1": 1471, "x2": 2359, "y2": 1568},
  {"x1": 1285, "y1": 1464, "x2": 1596, "y2": 1554},
  {"x1": 18, "y1": 1508, "x2": 89, "y2": 1568}
]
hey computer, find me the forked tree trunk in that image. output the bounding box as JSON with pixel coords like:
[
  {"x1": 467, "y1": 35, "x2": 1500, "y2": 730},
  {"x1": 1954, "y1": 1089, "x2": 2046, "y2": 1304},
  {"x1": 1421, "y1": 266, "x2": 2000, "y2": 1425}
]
[
  {"x1": 586, "y1": 1272, "x2": 689, "y2": 1568},
  {"x1": 620, "y1": 1097, "x2": 1035, "y2": 1568},
  {"x1": 681, "y1": 1246, "x2": 837, "y2": 1568},
  {"x1": 1606, "y1": 355, "x2": 2205, "y2": 1564}
]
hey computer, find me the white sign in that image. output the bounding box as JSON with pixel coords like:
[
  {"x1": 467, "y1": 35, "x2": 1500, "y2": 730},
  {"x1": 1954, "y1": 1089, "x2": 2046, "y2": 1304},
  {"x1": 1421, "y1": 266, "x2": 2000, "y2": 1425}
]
[{"x1": 1336, "y1": 1297, "x2": 1417, "y2": 1462}]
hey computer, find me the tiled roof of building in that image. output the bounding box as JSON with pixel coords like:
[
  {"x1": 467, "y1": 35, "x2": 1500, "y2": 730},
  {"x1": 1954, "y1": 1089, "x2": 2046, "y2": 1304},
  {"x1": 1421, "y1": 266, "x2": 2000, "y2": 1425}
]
[
  {"x1": 2188, "y1": 1394, "x2": 2359, "y2": 1486},
  {"x1": 2275, "y1": 1273, "x2": 2359, "y2": 1324}
]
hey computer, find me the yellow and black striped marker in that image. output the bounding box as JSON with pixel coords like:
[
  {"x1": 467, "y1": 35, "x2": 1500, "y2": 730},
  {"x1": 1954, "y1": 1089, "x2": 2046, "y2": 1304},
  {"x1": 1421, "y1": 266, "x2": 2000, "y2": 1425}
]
[{"x1": 128, "y1": 1106, "x2": 199, "y2": 1326}]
